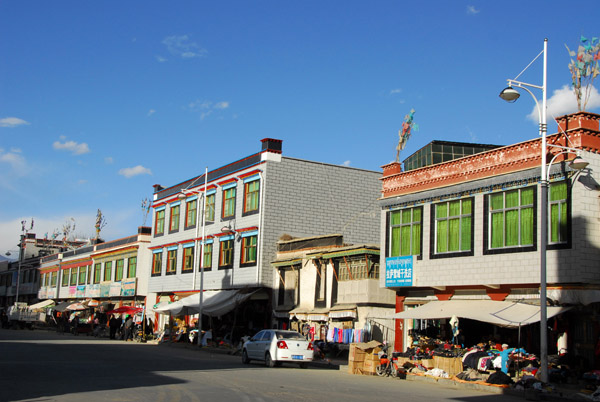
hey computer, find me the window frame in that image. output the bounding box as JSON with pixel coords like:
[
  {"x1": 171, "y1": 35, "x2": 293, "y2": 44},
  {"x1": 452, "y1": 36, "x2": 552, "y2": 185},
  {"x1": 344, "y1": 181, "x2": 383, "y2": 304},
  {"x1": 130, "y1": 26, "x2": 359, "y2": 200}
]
[
  {"x1": 78, "y1": 266, "x2": 86, "y2": 285},
  {"x1": 166, "y1": 249, "x2": 177, "y2": 275},
  {"x1": 70, "y1": 268, "x2": 77, "y2": 286},
  {"x1": 155, "y1": 209, "x2": 165, "y2": 236},
  {"x1": 93, "y1": 263, "x2": 101, "y2": 284},
  {"x1": 240, "y1": 235, "x2": 258, "y2": 267},
  {"x1": 430, "y1": 197, "x2": 474, "y2": 259},
  {"x1": 127, "y1": 257, "x2": 137, "y2": 278},
  {"x1": 104, "y1": 261, "x2": 113, "y2": 282},
  {"x1": 185, "y1": 199, "x2": 197, "y2": 229},
  {"x1": 387, "y1": 206, "x2": 423, "y2": 258},
  {"x1": 62, "y1": 269, "x2": 69, "y2": 287},
  {"x1": 169, "y1": 204, "x2": 180, "y2": 233},
  {"x1": 243, "y1": 179, "x2": 260, "y2": 216},
  {"x1": 51, "y1": 271, "x2": 57, "y2": 287},
  {"x1": 483, "y1": 186, "x2": 537, "y2": 255},
  {"x1": 222, "y1": 187, "x2": 236, "y2": 220},
  {"x1": 549, "y1": 180, "x2": 570, "y2": 247},
  {"x1": 205, "y1": 193, "x2": 215, "y2": 222},
  {"x1": 182, "y1": 246, "x2": 194, "y2": 273},
  {"x1": 151, "y1": 252, "x2": 163, "y2": 277},
  {"x1": 203, "y1": 242, "x2": 213, "y2": 270},
  {"x1": 218, "y1": 238, "x2": 234, "y2": 269},
  {"x1": 115, "y1": 259, "x2": 125, "y2": 281}
]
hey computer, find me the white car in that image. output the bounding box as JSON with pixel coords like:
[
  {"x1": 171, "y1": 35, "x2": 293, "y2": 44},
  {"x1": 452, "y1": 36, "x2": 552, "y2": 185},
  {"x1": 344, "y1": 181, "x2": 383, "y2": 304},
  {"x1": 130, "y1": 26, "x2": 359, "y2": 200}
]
[{"x1": 242, "y1": 329, "x2": 313, "y2": 368}]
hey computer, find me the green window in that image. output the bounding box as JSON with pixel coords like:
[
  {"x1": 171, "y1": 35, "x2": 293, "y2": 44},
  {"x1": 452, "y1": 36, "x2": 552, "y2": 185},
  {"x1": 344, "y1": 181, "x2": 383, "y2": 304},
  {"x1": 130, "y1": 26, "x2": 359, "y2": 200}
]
[
  {"x1": 70, "y1": 268, "x2": 77, "y2": 286},
  {"x1": 155, "y1": 209, "x2": 165, "y2": 235},
  {"x1": 62, "y1": 269, "x2": 69, "y2": 286},
  {"x1": 222, "y1": 187, "x2": 236, "y2": 218},
  {"x1": 219, "y1": 239, "x2": 234, "y2": 267},
  {"x1": 152, "y1": 252, "x2": 162, "y2": 276},
  {"x1": 78, "y1": 266, "x2": 86, "y2": 285},
  {"x1": 127, "y1": 257, "x2": 137, "y2": 278},
  {"x1": 241, "y1": 235, "x2": 257, "y2": 264},
  {"x1": 550, "y1": 181, "x2": 568, "y2": 244},
  {"x1": 244, "y1": 180, "x2": 260, "y2": 213},
  {"x1": 203, "y1": 243, "x2": 213, "y2": 269},
  {"x1": 435, "y1": 199, "x2": 472, "y2": 254},
  {"x1": 104, "y1": 261, "x2": 112, "y2": 282},
  {"x1": 186, "y1": 199, "x2": 197, "y2": 228},
  {"x1": 489, "y1": 187, "x2": 534, "y2": 249},
  {"x1": 206, "y1": 194, "x2": 215, "y2": 221},
  {"x1": 115, "y1": 259, "x2": 124, "y2": 281},
  {"x1": 51, "y1": 271, "x2": 57, "y2": 287},
  {"x1": 170, "y1": 204, "x2": 180, "y2": 232},
  {"x1": 183, "y1": 247, "x2": 194, "y2": 272},
  {"x1": 93, "y1": 263, "x2": 101, "y2": 283},
  {"x1": 390, "y1": 207, "x2": 422, "y2": 257}
]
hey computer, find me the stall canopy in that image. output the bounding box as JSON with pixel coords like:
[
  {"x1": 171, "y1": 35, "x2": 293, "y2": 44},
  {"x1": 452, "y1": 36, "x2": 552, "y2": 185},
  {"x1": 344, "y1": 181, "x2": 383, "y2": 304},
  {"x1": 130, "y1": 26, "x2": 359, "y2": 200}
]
[
  {"x1": 52, "y1": 300, "x2": 78, "y2": 312},
  {"x1": 27, "y1": 300, "x2": 55, "y2": 311},
  {"x1": 393, "y1": 300, "x2": 570, "y2": 328},
  {"x1": 154, "y1": 290, "x2": 256, "y2": 317}
]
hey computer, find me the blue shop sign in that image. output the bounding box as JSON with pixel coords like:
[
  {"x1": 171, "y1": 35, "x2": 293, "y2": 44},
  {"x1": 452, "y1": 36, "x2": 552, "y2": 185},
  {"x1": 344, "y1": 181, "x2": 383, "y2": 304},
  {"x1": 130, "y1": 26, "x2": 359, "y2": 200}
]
[{"x1": 385, "y1": 256, "x2": 413, "y2": 287}]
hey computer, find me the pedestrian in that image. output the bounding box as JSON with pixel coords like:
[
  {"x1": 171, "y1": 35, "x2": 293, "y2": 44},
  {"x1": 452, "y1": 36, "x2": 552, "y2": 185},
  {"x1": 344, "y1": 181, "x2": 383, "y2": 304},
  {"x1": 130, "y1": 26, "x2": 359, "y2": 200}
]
[
  {"x1": 109, "y1": 314, "x2": 118, "y2": 339},
  {"x1": 124, "y1": 315, "x2": 133, "y2": 341},
  {"x1": 71, "y1": 315, "x2": 80, "y2": 336},
  {"x1": 1, "y1": 310, "x2": 8, "y2": 329}
]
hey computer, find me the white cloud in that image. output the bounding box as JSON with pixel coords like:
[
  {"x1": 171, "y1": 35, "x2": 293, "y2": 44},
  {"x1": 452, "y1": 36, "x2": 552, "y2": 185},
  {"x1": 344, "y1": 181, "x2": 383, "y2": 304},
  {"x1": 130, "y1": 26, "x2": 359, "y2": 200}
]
[
  {"x1": 162, "y1": 35, "x2": 206, "y2": 59},
  {"x1": 155, "y1": 56, "x2": 167, "y2": 63},
  {"x1": 527, "y1": 85, "x2": 600, "y2": 122},
  {"x1": 104, "y1": 156, "x2": 114, "y2": 164},
  {"x1": 342, "y1": 160, "x2": 351, "y2": 167},
  {"x1": 188, "y1": 100, "x2": 230, "y2": 120},
  {"x1": 0, "y1": 149, "x2": 26, "y2": 170},
  {"x1": 390, "y1": 89, "x2": 402, "y2": 95},
  {"x1": 0, "y1": 117, "x2": 30, "y2": 127},
  {"x1": 53, "y1": 139, "x2": 90, "y2": 155},
  {"x1": 118, "y1": 165, "x2": 152, "y2": 178},
  {"x1": 467, "y1": 5, "x2": 480, "y2": 14},
  {"x1": 147, "y1": 109, "x2": 156, "y2": 116},
  {"x1": 77, "y1": 179, "x2": 88, "y2": 185}
]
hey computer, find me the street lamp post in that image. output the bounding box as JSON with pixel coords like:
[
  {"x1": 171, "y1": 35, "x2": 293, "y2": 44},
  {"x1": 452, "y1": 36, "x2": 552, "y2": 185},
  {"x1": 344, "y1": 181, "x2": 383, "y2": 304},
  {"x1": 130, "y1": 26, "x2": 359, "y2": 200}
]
[
  {"x1": 500, "y1": 39, "x2": 589, "y2": 383},
  {"x1": 499, "y1": 38, "x2": 549, "y2": 383},
  {"x1": 179, "y1": 167, "x2": 208, "y2": 348}
]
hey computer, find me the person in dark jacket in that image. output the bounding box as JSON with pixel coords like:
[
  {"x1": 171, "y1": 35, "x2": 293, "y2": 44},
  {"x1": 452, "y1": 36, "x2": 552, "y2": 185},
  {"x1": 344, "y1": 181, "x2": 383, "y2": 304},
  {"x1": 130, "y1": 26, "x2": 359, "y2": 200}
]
[{"x1": 109, "y1": 315, "x2": 118, "y2": 339}]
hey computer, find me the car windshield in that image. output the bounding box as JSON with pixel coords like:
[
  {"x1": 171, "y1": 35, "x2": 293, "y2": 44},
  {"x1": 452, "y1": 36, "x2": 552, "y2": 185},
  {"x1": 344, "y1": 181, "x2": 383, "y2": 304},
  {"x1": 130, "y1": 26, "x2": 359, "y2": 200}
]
[{"x1": 275, "y1": 331, "x2": 305, "y2": 340}]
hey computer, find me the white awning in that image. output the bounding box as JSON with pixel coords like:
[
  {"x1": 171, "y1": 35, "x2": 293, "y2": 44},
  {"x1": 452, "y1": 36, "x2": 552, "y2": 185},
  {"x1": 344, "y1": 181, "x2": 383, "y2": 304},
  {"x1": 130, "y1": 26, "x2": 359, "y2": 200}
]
[
  {"x1": 394, "y1": 300, "x2": 569, "y2": 328},
  {"x1": 27, "y1": 300, "x2": 55, "y2": 311},
  {"x1": 328, "y1": 310, "x2": 357, "y2": 319},
  {"x1": 155, "y1": 290, "x2": 255, "y2": 317}
]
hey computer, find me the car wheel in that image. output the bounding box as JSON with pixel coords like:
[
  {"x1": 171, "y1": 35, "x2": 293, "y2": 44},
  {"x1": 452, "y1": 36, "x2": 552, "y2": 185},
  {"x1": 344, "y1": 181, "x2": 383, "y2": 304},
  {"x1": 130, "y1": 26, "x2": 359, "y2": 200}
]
[
  {"x1": 299, "y1": 363, "x2": 308, "y2": 369},
  {"x1": 265, "y1": 352, "x2": 275, "y2": 368},
  {"x1": 242, "y1": 350, "x2": 250, "y2": 364}
]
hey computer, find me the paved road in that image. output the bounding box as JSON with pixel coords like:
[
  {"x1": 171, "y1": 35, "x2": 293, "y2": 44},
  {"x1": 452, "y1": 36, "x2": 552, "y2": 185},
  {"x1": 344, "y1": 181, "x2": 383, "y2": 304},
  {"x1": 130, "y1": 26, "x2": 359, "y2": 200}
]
[{"x1": 0, "y1": 329, "x2": 522, "y2": 402}]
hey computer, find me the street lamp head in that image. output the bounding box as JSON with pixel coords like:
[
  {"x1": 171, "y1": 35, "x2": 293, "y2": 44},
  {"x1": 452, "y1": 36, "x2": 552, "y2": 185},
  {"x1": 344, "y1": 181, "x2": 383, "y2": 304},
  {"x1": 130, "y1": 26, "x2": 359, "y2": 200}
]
[
  {"x1": 499, "y1": 86, "x2": 520, "y2": 103},
  {"x1": 178, "y1": 192, "x2": 187, "y2": 200},
  {"x1": 569, "y1": 156, "x2": 589, "y2": 170}
]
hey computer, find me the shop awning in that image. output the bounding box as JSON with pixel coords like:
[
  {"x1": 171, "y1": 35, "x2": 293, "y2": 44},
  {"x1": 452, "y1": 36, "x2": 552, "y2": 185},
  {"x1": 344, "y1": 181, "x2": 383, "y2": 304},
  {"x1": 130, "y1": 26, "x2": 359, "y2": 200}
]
[
  {"x1": 27, "y1": 300, "x2": 55, "y2": 311},
  {"x1": 329, "y1": 304, "x2": 357, "y2": 319},
  {"x1": 52, "y1": 300, "x2": 78, "y2": 312},
  {"x1": 393, "y1": 300, "x2": 569, "y2": 328},
  {"x1": 155, "y1": 290, "x2": 256, "y2": 317}
]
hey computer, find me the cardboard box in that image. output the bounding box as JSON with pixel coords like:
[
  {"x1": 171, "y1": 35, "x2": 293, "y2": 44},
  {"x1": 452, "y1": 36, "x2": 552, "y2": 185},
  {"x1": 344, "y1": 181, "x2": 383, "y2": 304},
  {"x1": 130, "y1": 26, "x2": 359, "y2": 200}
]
[
  {"x1": 348, "y1": 360, "x2": 364, "y2": 375},
  {"x1": 362, "y1": 358, "x2": 377, "y2": 374},
  {"x1": 421, "y1": 359, "x2": 434, "y2": 369},
  {"x1": 349, "y1": 345, "x2": 366, "y2": 362}
]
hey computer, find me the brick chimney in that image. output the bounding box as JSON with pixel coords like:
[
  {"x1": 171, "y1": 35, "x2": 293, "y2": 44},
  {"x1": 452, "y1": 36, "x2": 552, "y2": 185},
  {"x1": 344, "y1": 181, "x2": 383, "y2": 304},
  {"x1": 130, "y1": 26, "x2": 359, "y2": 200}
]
[{"x1": 261, "y1": 138, "x2": 283, "y2": 154}]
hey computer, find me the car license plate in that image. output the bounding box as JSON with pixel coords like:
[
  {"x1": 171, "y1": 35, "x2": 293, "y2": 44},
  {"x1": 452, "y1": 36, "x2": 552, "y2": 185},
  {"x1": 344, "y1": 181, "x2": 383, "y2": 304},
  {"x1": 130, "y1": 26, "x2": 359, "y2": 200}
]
[{"x1": 292, "y1": 355, "x2": 303, "y2": 360}]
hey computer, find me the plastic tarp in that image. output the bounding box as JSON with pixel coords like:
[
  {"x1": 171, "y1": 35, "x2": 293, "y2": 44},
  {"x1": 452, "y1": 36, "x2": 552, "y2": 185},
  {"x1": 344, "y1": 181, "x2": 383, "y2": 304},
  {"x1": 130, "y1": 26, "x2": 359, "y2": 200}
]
[
  {"x1": 393, "y1": 300, "x2": 569, "y2": 328},
  {"x1": 154, "y1": 290, "x2": 255, "y2": 317}
]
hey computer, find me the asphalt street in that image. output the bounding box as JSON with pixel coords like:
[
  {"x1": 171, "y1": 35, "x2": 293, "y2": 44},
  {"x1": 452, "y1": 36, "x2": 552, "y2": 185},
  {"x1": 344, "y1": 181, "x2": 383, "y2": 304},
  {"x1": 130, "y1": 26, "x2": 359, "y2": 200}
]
[{"x1": 0, "y1": 329, "x2": 523, "y2": 402}]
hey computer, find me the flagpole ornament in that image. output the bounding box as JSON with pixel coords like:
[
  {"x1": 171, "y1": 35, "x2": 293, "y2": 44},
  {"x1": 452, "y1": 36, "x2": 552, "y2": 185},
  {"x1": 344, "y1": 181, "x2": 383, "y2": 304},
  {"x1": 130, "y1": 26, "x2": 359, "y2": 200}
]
[
  {"x1": 95, "y1": 209, "x2": 107, "y2": 239},
  {"x1": 396, "y1": 109, "x2": 418, "y2": 163},
  {"x1": 141, "y1": 198, "x2": 151, "y2": 226},
  {"x1": 566, "y1": 36, "x2": 600, "y2": 112}
]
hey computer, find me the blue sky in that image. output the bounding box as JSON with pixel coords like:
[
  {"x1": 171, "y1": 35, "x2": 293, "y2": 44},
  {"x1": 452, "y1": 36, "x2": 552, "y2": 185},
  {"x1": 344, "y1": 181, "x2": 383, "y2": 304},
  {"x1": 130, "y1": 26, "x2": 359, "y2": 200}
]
[{"x1": 1, "y1": 1, "x2": 599, "y2": 255}]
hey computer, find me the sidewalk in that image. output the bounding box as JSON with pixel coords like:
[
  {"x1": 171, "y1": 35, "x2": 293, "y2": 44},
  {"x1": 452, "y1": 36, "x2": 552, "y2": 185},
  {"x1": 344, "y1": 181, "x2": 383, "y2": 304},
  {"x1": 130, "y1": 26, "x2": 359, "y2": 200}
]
[{"x1": 157, "y1": 341, "x2": 595, "y2": 401}]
